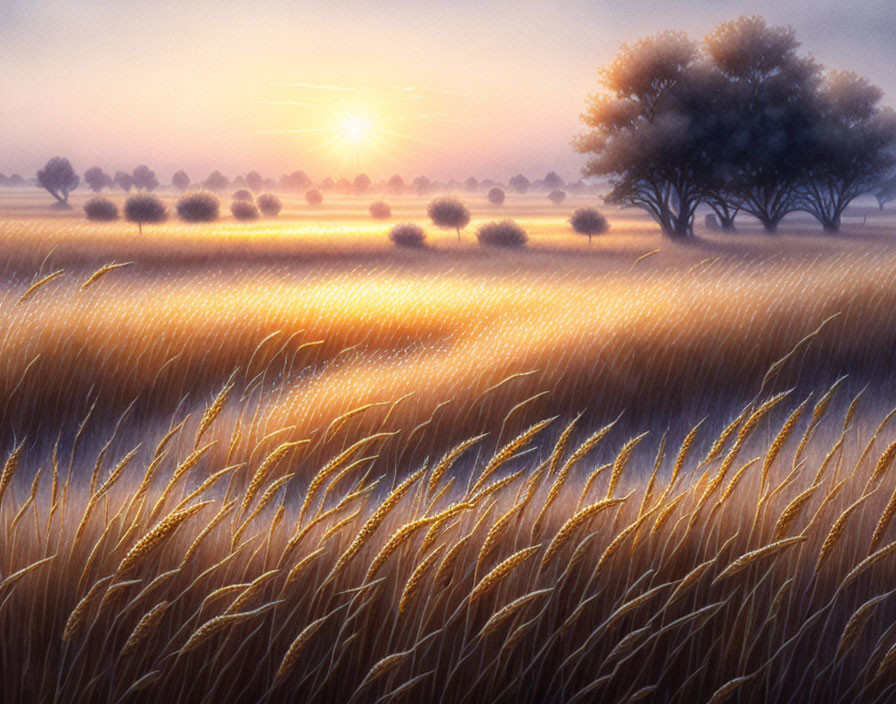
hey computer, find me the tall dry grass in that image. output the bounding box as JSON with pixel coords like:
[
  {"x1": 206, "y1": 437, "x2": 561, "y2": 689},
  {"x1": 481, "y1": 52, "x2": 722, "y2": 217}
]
[{"x1": 2, "y1": 376, "x2": 896, "y2": 702}]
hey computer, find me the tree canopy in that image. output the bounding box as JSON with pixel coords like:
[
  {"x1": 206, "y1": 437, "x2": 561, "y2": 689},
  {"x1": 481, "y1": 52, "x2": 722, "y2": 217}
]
[{"x1": 575, "y1": 16, "x2": 896, "y2": 237}]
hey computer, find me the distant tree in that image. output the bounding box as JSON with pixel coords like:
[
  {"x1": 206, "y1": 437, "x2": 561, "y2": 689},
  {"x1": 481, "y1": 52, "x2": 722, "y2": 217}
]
[
  {"x1": 245, "y1": 171, "x2": 264, "y2": 192},
  {"x1": 319, "y1": 177, "x2": 336, "y2": 191},
  {"x1": 544, "y1": 171, "x2": 564, "y2": 189},
  {"x1": 509, "y1": 174, "x2": 530, "y2": 194},
  {"x1": 83, "y1": 197, "x2": 118, "y2": 221},
  {"x1": 203, "y1": 170, "x2": 229, "y2": 192},
  {"x1": 477, "y1": 220, "x2": 528, "y2": 247},
  {"x1": 233, "y1": 175, "x2": 247, "y2": 188},
  {"x1": 114, "y1": 171, "x2": 134, "y2": 192},
  {"x1": 132, "y1": 165, "x2": 159, "y2": 192},
  {"x1": 306, "y1": 189, "x2": 323, "y2": 205},
  {"x1": 84, "y1": 166, "x2": 112, "y2": 193},
  {"x1": 795, "y1": 71, "x2": 896, "y2": 231},
  {"x1": 172, "y1": 171, "x2": 191, "y2": 192},
  {"x1": 488, "y1": 187, "x2": 505, "y2": 205},
  {"x1": 337, "y1": 178, "x2": 353, "y2": 195},
  {"x1": 125, "y1": 194, "x2": 166, "y2": 235},
  {"x1": 263, "y1": 177, "x2": 277, "y2": 191},
  {"x1": 548, "y1": 190, "x2": 567, "y2": 204},
  {"x1": 231, "y1": 200, "x2": 259, "y2": 220},
  {"x1": 37, "y1": 157, "x2": 79, "y2": 207},
  {"x1": 386, "y1": 174, "x2": 406, "y2": 195},
  {"x1": 353, "y1": 173, "x2": 372, "y2": 194},
  {"x1": 369, "y1": 201, "x2": 392, "y2": 219},
  {"x1": 570, "y1": 207, "x2": 609, "y2": 244},
  {"x1": 280, "y1": 171, "x2": 311, "y2": 193},
  {"x1": 8, "y1": 174, "x2": 25, "y2": 187},
  {"x1": 233, "y1": 189, "x2": 253, "y2": 202},
  {"x1": 389, "y1": 223, "x2": 426, "y2": 248},
  {"x1": 427, "y1": 196, "x2": 471, "y2": 240},
  {"x1": 412, "y1": 176, "x2": 432, "y2": 195},
  {"x1": 464, "y1": 177, "x2": 479, "y2": 192},
  {"x1": 177, "y1": 193, "x2": 219, "y2": 222},
  {"x1": 874, "y1": 173, "x2": 896, "y2": 211},
  {"x1": 257, "y1": 193, "x2": 282, "y2": 215},
  {"x1": 0, "y1": 173, "x2": 7, "y2": 187}
]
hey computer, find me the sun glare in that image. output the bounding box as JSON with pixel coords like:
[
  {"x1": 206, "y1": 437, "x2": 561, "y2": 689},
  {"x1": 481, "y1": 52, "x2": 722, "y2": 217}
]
[{"x1": 341, "y1": 114, "x2": 372, "y2": 144}]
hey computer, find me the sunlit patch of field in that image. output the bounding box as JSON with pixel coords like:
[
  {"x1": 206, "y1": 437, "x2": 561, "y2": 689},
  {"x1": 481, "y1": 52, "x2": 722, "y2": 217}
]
[{"x1": 3, "y1": 191, "x2": 896, "y2": 702}]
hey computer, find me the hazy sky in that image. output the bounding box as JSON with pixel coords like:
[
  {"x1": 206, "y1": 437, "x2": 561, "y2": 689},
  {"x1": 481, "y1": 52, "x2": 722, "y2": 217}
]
[{"x1": 1, "y1": 0, "x2": 893, "y2": 183}]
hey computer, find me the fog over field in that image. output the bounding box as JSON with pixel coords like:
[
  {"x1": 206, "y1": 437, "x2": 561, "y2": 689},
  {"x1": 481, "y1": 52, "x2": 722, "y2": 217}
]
[{"x1": 3, "y1": 3, "x2": 896, "y2": 704}]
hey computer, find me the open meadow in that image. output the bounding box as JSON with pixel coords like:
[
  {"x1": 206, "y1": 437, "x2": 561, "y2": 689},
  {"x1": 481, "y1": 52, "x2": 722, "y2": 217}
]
[{"x1": 3, "y1": 188, "x2": 896, "y2": 702}]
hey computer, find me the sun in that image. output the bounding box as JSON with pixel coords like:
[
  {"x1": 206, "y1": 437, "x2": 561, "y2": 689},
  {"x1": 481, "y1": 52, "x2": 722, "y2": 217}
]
[{"x1": 341, "y1": 114, "x2": 373, "y2": 144}]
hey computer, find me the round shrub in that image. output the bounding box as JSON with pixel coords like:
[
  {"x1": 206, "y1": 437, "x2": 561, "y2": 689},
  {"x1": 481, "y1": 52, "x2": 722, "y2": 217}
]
[
  {"x1": 306, "y1": 189, "x2": 323, "y2": 205},
  {"x1": 569, "y1": 207, "x2": 609, "y2": 244},
  {"x1": 176, "y1": 192, "x2": 220, "y2": 223},
  {"x1": 232, "y1": 189, "x2": 254, "y2": 202},
  {"x1": 257, "y1": 193, "x2": 282, "y2": 216},
  {"x1": 488, "y1": 187, "x2": 505, "y2": 205},
  {"x1": 369, "y1": 201, "x2": 392, "y2": 219},
  {"x1": 427, "y1": 196, "x2": 470, "y2": 240},
  {"x1": 231, "y1": 200, "x2": 259, "y2": 220},
  {"x1": 83, "y1": 197, "x2": 118, "y2": 221},
  {"x1": 389, "y1": 223, "x2": 426, "y2": 248},
  {"x1": 548, "y1": 190, "x2": 567, "y2": 204},
  {"x1": 476, "y1": 219, "x2": 527, "y2": 248},
  {"x1": 125, "y1": 194, "x2": 167, "y2": 235}
]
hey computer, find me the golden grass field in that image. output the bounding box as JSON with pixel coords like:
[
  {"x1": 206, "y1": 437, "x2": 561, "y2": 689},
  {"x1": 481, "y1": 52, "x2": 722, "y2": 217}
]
[{"x1": 4, "y1": 188, "x2": 896, "y2": 703}]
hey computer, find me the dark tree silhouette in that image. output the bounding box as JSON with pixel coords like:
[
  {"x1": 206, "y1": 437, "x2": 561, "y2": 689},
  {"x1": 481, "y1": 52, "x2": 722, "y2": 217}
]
[
  {"x1": 386, "y1": 175, "x2": 405, "y2": 195},
  {"x1": 203, "y1": 171, "x2": 230, "y2": 192},
  {"x1": 488, "y1": 187, "x2": 505, "y2": 205},
  {"x1": 257, "y1": 194, "x2": 282, "y2": 216},
  {"x1": 231, "y1": 200, "x2": 259, "y2": 220},
  {"x1": 125, "y1": 194, "x2": 166, "y2": 235},
  {"x1": 570, "y1": 207, "x2": 610, "y2": 244},
  {"x1": 369, "y1": 201, "x2": 391, "y2": 219},
  {"x1": 795, "y1": 72, "x2": 896, "y2": 231},
  {"x1": 412, "y1": 176, "x2": 432, "y2": 195},
  {"x1": 37, "y1": 157, "x2": 79, "y2": 207},
  {"x1": 548, "y1": 190, "x2": 567, "y2": 204},
  {"x1": 280, "y1": 171, "x2": 311, "y2": 193},
  {"x1": 875, "y1": 173, "x2": 896, "y2": 211},
  {"x1": 306, "y1": 189, "x2": 323, "y2": 205},
  {"x1": 464, "y1": 177, "x2": 479, "y2": 193},
  {"x1": 83, "y1": 197, "x2": 118, "y2": 221},
  {"x1": 132, "y1": 165, "x2": 159, "y2": 192},
  {"x1": 544, "y1": 171, "x2": 565, "y2": 189},
  {"x1": 233, "y1": 189, "x2": 253, "y2": 202},
  {"x1": 114, "y1": 171, "x2": 134, "y2": 192},
  {"x1": 575, "y1": 31, "x2": 702, "y2": 238},
  {"x1": 172, "y1": 171, "x2": 191, "y2": 192},
  {"x1": 427, "y1": 196, "x2": 471, "y2": 240},
  {"x1": 353, "y1": 173, "x2": 372, "y2": 194},
  {"x1": 84, "y1": 167, "x2": 112, "y2": 193},
  {"x1": 509, "y1": 174, "x2": 530, "y2": 194},
  {"x1": 177, "y1": 193, "x2": 220, "y2": 222},
  {"x1": 704, "y1": 16, "x2": 821, "y2": 233},
  {"x1": 477, "y1": 220, "x2": 528, "y2": 247},
  {"x1": 246, "y1": 171, "x2": 264, "y2": 193},
  {"x1": 389, "y1": 223, "x2": 426, "y2": 247}
]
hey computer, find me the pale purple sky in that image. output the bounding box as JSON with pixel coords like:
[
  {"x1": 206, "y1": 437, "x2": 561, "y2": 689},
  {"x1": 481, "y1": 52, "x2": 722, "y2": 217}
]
[{"x1": 1, "y1": 0, "x2": 893, "y2": 182}]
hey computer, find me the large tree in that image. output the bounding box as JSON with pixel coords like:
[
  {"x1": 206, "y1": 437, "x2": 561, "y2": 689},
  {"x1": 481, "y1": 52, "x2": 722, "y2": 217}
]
[
  {"x1": 703, "y1": 16, "x2": 820, "y2": 233},
  {"x1": 37, "y1": 157, "x2": 79, "y2": 206},
  {"x1": 796, "y1": 71, "x2": 896, "y2": 231},
  {"x1": 575, "y1": 31, "x2": 703, "y2": 238}
]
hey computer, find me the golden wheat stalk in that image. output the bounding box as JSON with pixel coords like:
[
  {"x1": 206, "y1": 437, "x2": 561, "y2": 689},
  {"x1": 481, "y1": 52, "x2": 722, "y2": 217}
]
[
  {"x1": 761, "y1": 396, "x2": 811, "y2": 490},
  {"x1": 18, "y1": 268, "x2": 64, "y2": 303},
  {"x1": 80, "y1": 261, "x2": 133, "y2": 290},
  {"x1": 398, "y1": 545, "x2": 446, "y2": 615},
  {"x1": 469, "y1": 418, "x2": 555, "y2": 496},
  {"x1": 121, "y1": 600, "x2": 169, "y2": 656},
  {"x1": 468, "y1": 545, "x2": 540, "y2": 603},
  {"x1": 712, "y1": 536, "x2": 807, "y2": 586},
  {"x1": 480, "y1": 588, "x2": 552, "y2": 637},
  {"x1": 428, "y1": 434, "x2": 488, "y2": 495},
  {"x1": 180, "y1": 601, "x2": 280, "y2": 654},
  {"x1": 540, "y1": 498, "x2": 625, "y2": 571},
  {"x1": 0, "y1": 441, "x2": 25, "y2": 509},
  {"x1": 606, "y1": 432, "x2": 648, "y2": 499},
  {"x1": 273, "y1": 613, "x2": 333, "y2": 687},
  {"x1": 241, "y1": 441, "x2": 306, "y2": 513},
  {"x1": 117, "y1": 501, "x2": 212, "y2": 575}
]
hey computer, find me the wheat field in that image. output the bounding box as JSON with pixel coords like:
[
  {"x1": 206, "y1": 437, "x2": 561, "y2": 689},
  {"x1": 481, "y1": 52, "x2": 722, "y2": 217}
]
[{"x1": 3, "y1": 191, "x2": 896, "y2": 703}]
